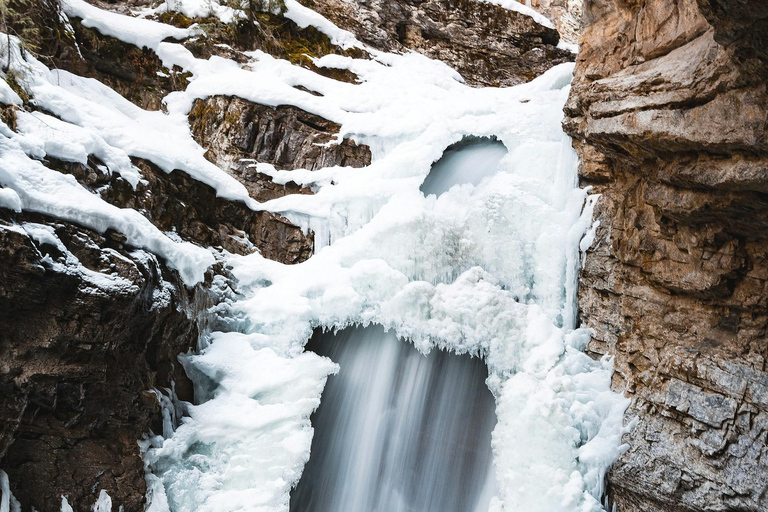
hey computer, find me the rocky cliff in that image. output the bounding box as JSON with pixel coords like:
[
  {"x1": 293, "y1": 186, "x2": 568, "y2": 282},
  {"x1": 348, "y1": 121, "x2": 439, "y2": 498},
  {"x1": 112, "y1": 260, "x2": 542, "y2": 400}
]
[
  {"x1": 565, "y1": 1, "x2": 768, "y2": 510},
  {"x1": 297, "y1": 0, "x2": 573, "y2": 86}
]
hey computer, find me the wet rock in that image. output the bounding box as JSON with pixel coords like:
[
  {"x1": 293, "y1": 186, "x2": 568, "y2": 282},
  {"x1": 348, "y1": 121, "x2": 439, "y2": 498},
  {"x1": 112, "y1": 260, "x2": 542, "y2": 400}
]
[
  {"x1": 298, "y1": 0, "x2": 574, "y2": 87},
  {"x1": 565, "y1": 1, "x2": 768, "y2": 510},
  {"x1": 0, "y1": 209, "x2": 203, "y2": 512},
  {"x1": 188, "y1": 96, "x2": 371, "y2": 202}
]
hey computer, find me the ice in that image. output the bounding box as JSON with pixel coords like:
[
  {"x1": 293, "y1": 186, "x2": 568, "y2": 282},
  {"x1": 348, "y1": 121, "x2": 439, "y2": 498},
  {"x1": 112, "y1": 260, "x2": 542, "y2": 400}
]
[
  {"x1": 0, "y1": 2, "x2": 629, "y2": 510},
  {"x1": 0, "y1": 471, "x2": 20, "y2": 512},
  {"x1": 92, "y1": 490, "x2": 112, "y2": 512},
  {"x1": 420, "y1": 137, "x2": 508, "y2": 197},
  {"x1": 60, "y1": 496, "x2": 74, "y2": 512}
]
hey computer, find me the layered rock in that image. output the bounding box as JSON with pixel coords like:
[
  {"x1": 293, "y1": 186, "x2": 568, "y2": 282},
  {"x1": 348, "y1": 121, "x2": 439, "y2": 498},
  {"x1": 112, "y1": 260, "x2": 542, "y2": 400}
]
[
  {"x1": 565, "y1": 1, "x2": 768, "y2": 511},
  {"x1": 525, "y1": 0, "x2": 582, "y2": 45},
  {"x1": 0, "y1": 209, "x2": 204, "y2": 512},
  {"x1": 189, "y1": 96, "x2": 372, "y2": 202},
  {"x1": 298, "y1": 0, "x2": 573, "y2": 87}
]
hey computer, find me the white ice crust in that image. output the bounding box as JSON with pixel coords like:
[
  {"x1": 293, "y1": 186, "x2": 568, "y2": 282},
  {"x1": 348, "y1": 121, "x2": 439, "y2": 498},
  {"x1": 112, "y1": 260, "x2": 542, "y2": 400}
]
[{"x1": 0, "y1": 2, "x2": 629, "y2": 511}]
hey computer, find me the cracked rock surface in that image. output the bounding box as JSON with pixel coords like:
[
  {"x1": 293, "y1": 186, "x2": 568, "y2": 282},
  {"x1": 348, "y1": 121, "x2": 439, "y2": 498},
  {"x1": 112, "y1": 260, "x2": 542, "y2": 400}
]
[
  {"x1": 565, "y1": 1, "x2": 768, "y2": 510},
  {"x1": 298, "y1": 0, "x2": 574, "y2": 87}
]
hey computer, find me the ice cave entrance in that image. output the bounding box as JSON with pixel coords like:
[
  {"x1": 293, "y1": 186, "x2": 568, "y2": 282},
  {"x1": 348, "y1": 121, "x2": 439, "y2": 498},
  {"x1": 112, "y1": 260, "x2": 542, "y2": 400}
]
[
  {"x1": 419, "y1": 135, "x2": 508, "y2": 197},
  {"x1": 290, "y1": 325, "x2": 496, "y2": 512}
]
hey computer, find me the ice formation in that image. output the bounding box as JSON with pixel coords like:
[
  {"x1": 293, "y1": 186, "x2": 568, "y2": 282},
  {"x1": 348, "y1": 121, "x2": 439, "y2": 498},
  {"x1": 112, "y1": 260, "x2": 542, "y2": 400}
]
[{"x1": 0, "y1": 0, "x2": 630, "y2": 511}]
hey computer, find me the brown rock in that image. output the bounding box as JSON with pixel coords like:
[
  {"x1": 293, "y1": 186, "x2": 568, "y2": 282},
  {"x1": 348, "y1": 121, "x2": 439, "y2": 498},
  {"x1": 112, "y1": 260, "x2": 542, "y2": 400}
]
[
  {"x1": 0, "y1": 210, "x2": 206, "y2": 512},
  {"x1": 188, "y1": 96, "x2": 371, "y2": 202},
  {"x1": 565, "y1": 1, "x2": 768, "y2": 511},
  {"x1": 51, "y1": 156, "x2": 314, "y2": 264},
  {"x1": 298, "y1": 0, "x2": 574, "y2": 87}
]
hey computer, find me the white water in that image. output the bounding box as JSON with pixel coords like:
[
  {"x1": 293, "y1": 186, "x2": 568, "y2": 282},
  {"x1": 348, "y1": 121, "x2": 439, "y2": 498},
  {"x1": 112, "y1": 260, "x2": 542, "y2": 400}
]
[{"x1": 290, "y1": 325, "x2": 496, "y2": 512}]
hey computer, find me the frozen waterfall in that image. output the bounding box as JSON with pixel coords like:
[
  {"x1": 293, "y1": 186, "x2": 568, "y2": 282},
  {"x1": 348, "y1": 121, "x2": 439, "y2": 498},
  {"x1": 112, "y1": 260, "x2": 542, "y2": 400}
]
[
  {"x1": 142, "y1": 61, "x2": 630, "y2": 512},
  {"x1": 290, "y1": 137, "x2": 505, "y2": 512}
]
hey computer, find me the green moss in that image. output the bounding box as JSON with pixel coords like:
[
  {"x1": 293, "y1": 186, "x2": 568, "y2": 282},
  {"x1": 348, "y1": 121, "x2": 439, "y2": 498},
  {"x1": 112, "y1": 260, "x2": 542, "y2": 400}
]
[
  {"x1": 4, "y1": 69, "x2": 30, "y2": 104},
  {"x1": 155, "y1": 11, "x2": 194, "y2": 28}
]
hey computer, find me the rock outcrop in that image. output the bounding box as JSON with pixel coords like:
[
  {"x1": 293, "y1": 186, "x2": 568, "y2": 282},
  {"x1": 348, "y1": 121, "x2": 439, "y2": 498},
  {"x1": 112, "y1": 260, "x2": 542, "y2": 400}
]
[
  {"x1": 565, "y1": 1, "x2": 768, "y2": 511},
  {"x1": 0, "y1": 209, "x2": 204, "y2": 512},
  {"x1": 298, "y1": 0, "x2": 573, "y2": 87},
  {"x1": 188, "y1": 96, "x2": 372, "y2": 202},
  {"x1": 525, "y1": 0, "x2": 582, "y2": 45}
]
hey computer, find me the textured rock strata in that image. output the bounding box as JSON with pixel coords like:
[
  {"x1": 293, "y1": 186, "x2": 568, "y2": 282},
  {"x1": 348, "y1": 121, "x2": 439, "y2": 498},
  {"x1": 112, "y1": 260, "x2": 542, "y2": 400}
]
[
  {"x1": 526, "y1": 0, "x2": 582, "y2": 45},
  {"x1": 189, "y1": 96, "x2": 372, "y2": 202},
  {"x1": 0, "y1": 210, "x2": 204, "y2": 512},
  {"x1": 565, "y1": 1, "x2": 768, "y2": 511},
  {"x1": 298, "y1": 0, "x2": 573, "y2": 87},
  {"x1": 55, "y1": 156, "x2": 314, "y2": 263}
]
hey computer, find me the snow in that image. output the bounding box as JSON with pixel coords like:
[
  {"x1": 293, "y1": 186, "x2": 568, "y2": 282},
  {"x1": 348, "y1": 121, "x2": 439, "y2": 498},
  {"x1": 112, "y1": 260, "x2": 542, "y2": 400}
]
[
  {"x1": 15, "y1": 110, "x2": 142, "y2": 188},
  {"x1": 0, "y1": 188, "x2": 21, "y2": 213},
  {"x1": 1, "y1": 1, "x2": 628, "y2": 511},
  {"x1": 65, "y1": 0, "x2": 192, "y2": 50},
  {"x1": 480, "y1": 0, "x2": 556, "y2": 29},
  {"x1": 150, "y1": 0, "x2": 240, "y2": 24},
  {"x1": 282, "y1": 0, "x2": 359, "y2": 49}
]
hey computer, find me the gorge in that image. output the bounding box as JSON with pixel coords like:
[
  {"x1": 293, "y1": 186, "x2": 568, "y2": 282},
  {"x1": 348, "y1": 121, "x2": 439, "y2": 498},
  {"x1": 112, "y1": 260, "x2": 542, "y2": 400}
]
[{"x1": 0, "y1": 1, "x2": 766, "y2": 512}]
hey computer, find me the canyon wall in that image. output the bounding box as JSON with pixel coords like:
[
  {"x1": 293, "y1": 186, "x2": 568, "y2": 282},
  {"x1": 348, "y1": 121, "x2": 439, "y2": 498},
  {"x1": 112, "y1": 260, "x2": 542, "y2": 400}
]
[{"x1": 565, "y1": 1, "x2": 768, "y2": 510}]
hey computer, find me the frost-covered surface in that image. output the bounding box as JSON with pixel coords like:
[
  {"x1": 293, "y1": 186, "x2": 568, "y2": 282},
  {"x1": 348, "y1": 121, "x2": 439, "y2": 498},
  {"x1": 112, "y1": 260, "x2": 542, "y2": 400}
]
[
  {"x1": 0, "y1": 1, "x2": 628, "y2": 511},
  {"x1": 481, "y1": 0, "x2": 555, "y2": 29}
]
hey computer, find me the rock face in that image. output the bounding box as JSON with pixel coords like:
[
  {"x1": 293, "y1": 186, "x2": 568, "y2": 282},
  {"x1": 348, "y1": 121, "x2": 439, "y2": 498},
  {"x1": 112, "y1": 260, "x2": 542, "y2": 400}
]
[
  {"x1": 188, "y1": 96, "x2": 372, "y2": 202},
  {"x1": 56, "y1": 156, "x2": 314, "y2": 263},
  {"x1": 298, "y1": 0, "x2": 573, "y2": 87},
  {"x1": 525, "y1": 0, "x2": 582, "y2": 45},
  {"x1": 0, "y1": 210, "x2": 203, "y2": 512},
  {"x1": 565, "y1": 1, "x2": 768, "y2": 511}
]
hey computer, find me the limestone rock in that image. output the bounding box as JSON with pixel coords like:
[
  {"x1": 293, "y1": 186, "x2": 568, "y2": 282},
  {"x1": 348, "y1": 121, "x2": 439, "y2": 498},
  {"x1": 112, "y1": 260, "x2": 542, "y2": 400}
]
[
  {"x1": 565, "y1": 1, "x2": 768, "y2": 510},
  {"x1": 526, "y1": 0, "x2": 583, "y2": 45}
]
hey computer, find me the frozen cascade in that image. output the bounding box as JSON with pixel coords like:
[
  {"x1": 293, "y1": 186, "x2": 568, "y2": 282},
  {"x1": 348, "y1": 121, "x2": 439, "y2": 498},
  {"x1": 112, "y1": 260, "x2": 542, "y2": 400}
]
[{"x1": 290, "y1": 325, "x2": 496, "y2": 512}]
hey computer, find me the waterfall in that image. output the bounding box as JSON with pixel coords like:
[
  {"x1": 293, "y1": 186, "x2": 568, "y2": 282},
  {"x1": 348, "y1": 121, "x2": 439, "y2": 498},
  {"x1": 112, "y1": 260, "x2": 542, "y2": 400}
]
[
  {"x1": 290, "y1": 326, "x2": 496, "y2": 512},
  {"x1": 143, "y1": 64, "x2": 630, "y2": 512},
  {"x1": 290, "y1": 136, "x2": 506, "y2": 511}
]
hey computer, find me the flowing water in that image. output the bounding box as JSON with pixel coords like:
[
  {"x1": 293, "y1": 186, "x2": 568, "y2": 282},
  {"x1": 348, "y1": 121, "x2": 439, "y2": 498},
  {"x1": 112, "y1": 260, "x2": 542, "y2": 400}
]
[
  {"x1": 290, "y1": 138, "x2": 507, "y2": 512},
  {"x1": 289, "y1": 326, "x2": 496, "y2": 512}
]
